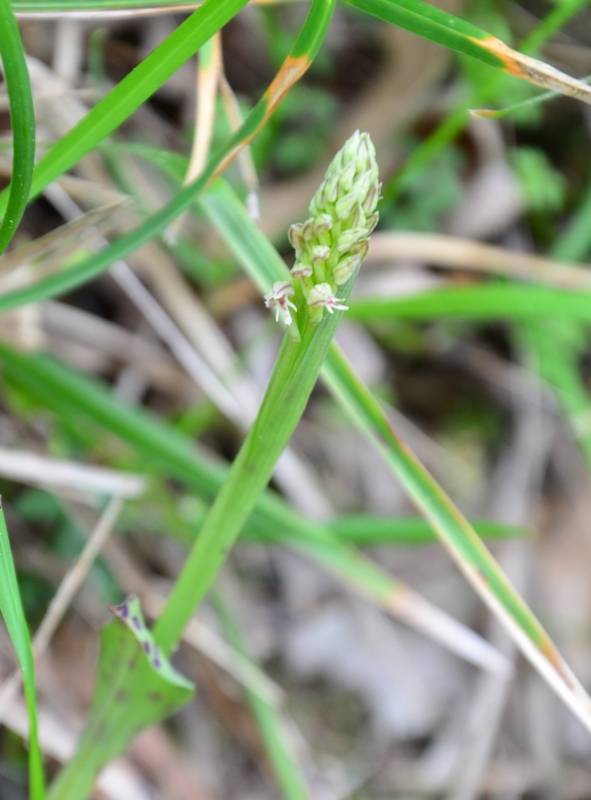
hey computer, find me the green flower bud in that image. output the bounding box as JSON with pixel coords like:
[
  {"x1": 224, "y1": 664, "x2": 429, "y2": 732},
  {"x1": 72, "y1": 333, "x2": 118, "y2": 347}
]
[
  {"x1": 291, "y1": 261, "x2": 313, "y2": 280},
  {"x1": 336, "y1": 228, "x2": 369, "y2": 254},
  {"x1": 310, "y1": 245, "x2": 331, "y2": 264},
  {"x1": 280, "y1": 130, "x2": 379, "y2": 326},
  {"x1": 339, "y1": 160, "x2": 357, "y2": 193},
  {"x1": 288, "y1": 223, "x2": 304, "y2": 252},
  {"x1": 301, "y1": 218, "x2": 316, "y2": 240},
  {"x1": 313, "y1": 214, "x2": 333, "y2": 234},
  {"x1": 365, "y1": 212, "x2": 379, "y2": 234}
]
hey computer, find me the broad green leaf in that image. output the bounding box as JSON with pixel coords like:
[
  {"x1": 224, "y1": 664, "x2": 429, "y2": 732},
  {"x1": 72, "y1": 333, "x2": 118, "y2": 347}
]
[
  {"x1": 48, "y1": 596, "x2": 194, "y2": 800},
  {"x1": 0, "y1": 505, "x2": 45, "y2": 798},
  {"x1": 0, "y1": 0, "x2": 35, "y2": 254},
  {"x1": 345, "y1": 0, "x2": 591, "y2": 102},
  {"x1": 348, "y1": 283, "x2": 591, "y2": 323}
]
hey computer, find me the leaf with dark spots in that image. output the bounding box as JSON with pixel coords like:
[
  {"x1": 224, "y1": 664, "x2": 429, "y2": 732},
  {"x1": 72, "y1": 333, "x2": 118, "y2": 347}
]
[{"x1": 48, "y1": 595, "x2": 194, "y2": 800}]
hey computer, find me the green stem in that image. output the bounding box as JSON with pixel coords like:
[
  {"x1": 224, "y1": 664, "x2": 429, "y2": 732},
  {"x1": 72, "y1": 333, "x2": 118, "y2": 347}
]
[{"x1": 153, "y1": 297, "x2": 347, "y2": 653}]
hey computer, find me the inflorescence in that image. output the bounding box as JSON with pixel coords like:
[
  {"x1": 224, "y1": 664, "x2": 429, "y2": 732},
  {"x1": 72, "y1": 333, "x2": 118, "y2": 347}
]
[{"x1": 264, "y1": 130, "x2": 380, "y2": 330}]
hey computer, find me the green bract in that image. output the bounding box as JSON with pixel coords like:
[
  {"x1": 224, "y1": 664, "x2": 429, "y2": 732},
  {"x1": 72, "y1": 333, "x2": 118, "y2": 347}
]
[{"x1": 265, "y1": 130, "x2": 380, "y2": 331}]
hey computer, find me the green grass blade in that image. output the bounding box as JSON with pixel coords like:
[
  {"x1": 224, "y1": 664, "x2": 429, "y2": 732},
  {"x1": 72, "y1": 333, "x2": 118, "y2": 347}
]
[
  {"x1": 327, "y1": 515, "x2": 527, "y2": 545},
  {"x1": 0, "y1": 0, "x2": 250, "y2": 221},
  {"x1": 344, "y1": 0, "x2": 591, "y2": 102},
  {"x1": 348, "y1": 283, "x2": 591, "y2": 324},
  {"x1": 13, "y1": 0, "x2": 298, "y2": 9},
  {"x1": 519, "y1": 0, "x2": 591, "y2": 55},
  {"x1": 0, "y1": 504, "x2": 45, "y2": 798},
  {"x1": 0, "y1": 345, "x2": 511, "y2": 672},
  {"x1": 0, "y1": 0, "x2": 334, "y2": 313},
  {"x1": 0, "y1": 0, "x2": 35, "y2": 254},
  {"x1": 199, "y1": 177, "x2": 591, "y2": 731},
  {"x1": 321, "y1": 342, "x2": 591, "y2": 730}
]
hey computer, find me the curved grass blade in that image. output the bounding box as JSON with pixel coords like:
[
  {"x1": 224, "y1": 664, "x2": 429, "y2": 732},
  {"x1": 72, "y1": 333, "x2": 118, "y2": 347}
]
[
  {"x1": 0, "y1": 0, "x2": 334, "y2": 313},
  {"x1": 199, "y1": 178, "x2": 591, "y2": 732},
  {"x1": 472, "y1": 74, "x2": 591, "y2": 120},
  {"x1": 0, "y1": 0, "x2": 250, "y2": 221},
  {"x1": 383, "y1": 0, "x2": 591, "y2": 200},
  {"x1": 348, "y1": 284, "x2": 591, "y2": 324},
  {"x1": 0, "y1": 0, "x2": 35, "y2": 254},
  {"x1": 345, "y1": 0, "x2": 591, "y2": 103},
  {"x1": 321, "y1": 342, "x2": 591, "y2": 733},
  {"x1": 0, "y1": 505, "x2": 45, "y2": 798}
]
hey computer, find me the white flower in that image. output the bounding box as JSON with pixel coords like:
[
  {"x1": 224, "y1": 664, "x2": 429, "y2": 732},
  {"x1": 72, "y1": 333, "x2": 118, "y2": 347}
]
[
  {"x1": 264, "y1": 281, "x2": 297, "y2": 325},
  {"x1": 307, "y1": 283, "x2": 348, "y2": 314}
]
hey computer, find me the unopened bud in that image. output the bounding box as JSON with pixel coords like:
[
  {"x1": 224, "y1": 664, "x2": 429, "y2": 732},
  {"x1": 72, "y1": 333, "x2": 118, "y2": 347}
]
[
  {"x1": 288, "y1": 223, "x2": 304, "y2": 251},
  {"x1": 333, "y1": 252, "x2": 363, "y2": 286},
  {"x1": 291, "y1": 261, "x2": 313, "y2": 280},
  {"x1": 313, "y1": 214, "x2": 333, "y2": 234},
  {"x1": 310, "y1": 245, "x2": 331, "y2": 264},
  {"x1": 336, "y1": 228, "x2": 369, "y2": 254},
  {"x1": 301, "y1": 218, "x2": 316, "y2": 240},
  {"x1": 365, "y1": 212, "x2": 379, "y2": 234}
]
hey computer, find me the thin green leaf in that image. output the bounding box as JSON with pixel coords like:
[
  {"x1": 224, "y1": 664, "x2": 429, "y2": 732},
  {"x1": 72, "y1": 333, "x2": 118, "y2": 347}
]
[
  {"x1": 13, "y1": 0, "x2": 297, "y2": 9},
  {"x1": 199, "y1": 177, "x2": 591, "y2": 732},
  {"x1": 348, "y1": 283, "x2": 591, "y2": 324},
  {"x1": 48, "y1": 597, "x2": 194, "y2": 800},
  {"x1": 322, "y1": 341, "x2": 591, "y2": 731},
  {"x1": 344, "y1": 0, "x2": 591, "y2": 103},
  {"x1": 0, "y1": 0, "x2": 35, "y2": 254},
  {"x1": 326, "y1": 515, "x2": 527, "y2": 545},
  {"x1": 0, "y1": 0, "x2": 333, "y2": 313},
  {"x1": 0, "y1": 504, "x2": 45, "y2": 798},
  {"x1": 0, "y1": 0, "x2": 250, "y2": 221},
  {"x1": 0, "y1": 337, "x2": 510, "y2": 673}
]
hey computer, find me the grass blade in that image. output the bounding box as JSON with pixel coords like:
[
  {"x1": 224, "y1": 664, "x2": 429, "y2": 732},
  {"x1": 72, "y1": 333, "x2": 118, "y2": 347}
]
[
  {"x1": 326, "y1": 515, "x2": 527, "y2": 545},
  {"x1": 199, "y1": 177, "x2": 591, "y2": 732},
  {"x1": 0, "y1": 504, "x2": 45, "y2": 798},
  {"x1": 0, "y1": 0, "x2": 250, "y2": 221},
  {"x1": 345, "y1": 0, "x2": 591, "y2": 102},
  {"x1": 0, "y1": 0, "x2": 35, "y2": 254},
  {"x1": 321, "y1": 342, "x2": 591, "y2": 732},
  {"x1": 0, "y1": 0, "x2": 334, "y2": 313},
  {"x1": 348, "y1": 283, "x2": 591, "y2": 324},
  {"x1": 0, "y1": 337, "x2": 511, "y2": 672}
]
